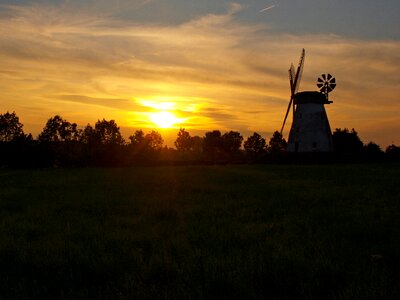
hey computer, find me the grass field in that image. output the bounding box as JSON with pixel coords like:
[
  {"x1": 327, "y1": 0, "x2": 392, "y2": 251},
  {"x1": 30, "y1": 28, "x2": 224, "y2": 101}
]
[{"x1": 0, "y1": 164, "x2": 399, "y2": 299}]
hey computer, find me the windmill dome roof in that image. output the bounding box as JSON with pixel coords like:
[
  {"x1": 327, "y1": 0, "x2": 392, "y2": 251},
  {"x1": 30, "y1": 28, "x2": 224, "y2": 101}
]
[{"x1": 294, "y1": 91, "x2": 331, "y2": 104}]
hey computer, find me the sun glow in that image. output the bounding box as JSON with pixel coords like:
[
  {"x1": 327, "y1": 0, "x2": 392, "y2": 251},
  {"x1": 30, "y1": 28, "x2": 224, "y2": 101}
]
[{"x1": 149, "y1": 111, "x2": 181, "y2": 128}]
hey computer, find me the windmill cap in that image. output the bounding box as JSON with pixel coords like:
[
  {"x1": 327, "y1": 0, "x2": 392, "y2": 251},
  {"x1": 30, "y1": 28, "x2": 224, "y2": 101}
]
[{"x1": 294, "y1": 91, "x2": 332, "y2": 104}]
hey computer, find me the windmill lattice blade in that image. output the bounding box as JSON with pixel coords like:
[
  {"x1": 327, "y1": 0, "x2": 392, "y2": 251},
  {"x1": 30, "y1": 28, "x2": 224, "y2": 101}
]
[
  {"x1": 288, "y1": 67, "x2": 295, "y2": 94},
  {"x1": 281, "y1": 97, "x2": 293, "y2": 134},
  {"x1": 290, "y1": 64, "x2": 295, "y2": 80},
  {"x1": 293, "y1": 49, "x2": 305, "y2": 94}
]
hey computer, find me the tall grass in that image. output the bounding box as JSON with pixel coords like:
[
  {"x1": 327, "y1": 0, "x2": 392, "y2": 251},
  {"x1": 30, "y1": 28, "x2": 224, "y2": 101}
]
[{"x1": 0, "y1": 164, "x2": 399, "y2": 299}]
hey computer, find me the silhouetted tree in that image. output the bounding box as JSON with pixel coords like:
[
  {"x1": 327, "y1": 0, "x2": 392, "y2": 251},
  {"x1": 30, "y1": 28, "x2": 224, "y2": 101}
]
[
  {"x1": 0, "y1": 111, "x2": 26, "y2": 142},
  {"x1": 221, "y1": 131, "x2": 243, "y2": 154},
  {"x1": 175, "y1": 128, "x2": 193, "y2": 154},
  {"x1": 203, "y1": 130, "x2": 222, "y2": 161},
  {"x1": 267, "y1": 131, "x2": 287, "y2": 154},
  {"x1": 129, "y1": 130, "x2": 145, "y2": 147},
  {"x1": 385, "y1": 144, "x2": 400, "y2": 161},
  {"x1": 332, "y1": 128, "x2": 363, "y2": 156},
  {"x1": 244, "y1": 132, "x2": 266, "y2": 160},
  {"x1": 0, "y1": 112, "x2": 36, "y2": 167},
  {"x1": 144, "y1": 130, "x2": 163, "y2": 151},
  {"x1": 127, "y1": 130, "x2": 147, "y2": 164},
  {"x1": 91, "y1": 119, "x2": 125, "y2": 166},
  {"x1": 126, "y1": 129, "x2": 164, "y2": 164},
  {"x1": 76, "y1": 124, "x2": 100, "y2": 165},
  {"x1": 190, "y1": 136, "x2": 203, "y2": 160},
  {"x1": 94, "y1": 119, "x2": 125, "y2": 145},
  {"x1": 38, "y1": 115, "x2": 79, "y2": 142},
  {"x1": 363, "y1": 142, "x2": 384, "y2": 161},
  {"x1": 79, "y1": 124, "x2": 97, "y2": 144},
  {"x1": 36, "y1": 116, "x2": 82, "y2": 166}
]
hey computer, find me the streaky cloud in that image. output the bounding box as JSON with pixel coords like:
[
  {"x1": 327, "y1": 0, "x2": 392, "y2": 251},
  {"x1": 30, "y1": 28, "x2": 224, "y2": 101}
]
[{"x1": 259, "y1": 4, "x2": 276, "y2": 13}]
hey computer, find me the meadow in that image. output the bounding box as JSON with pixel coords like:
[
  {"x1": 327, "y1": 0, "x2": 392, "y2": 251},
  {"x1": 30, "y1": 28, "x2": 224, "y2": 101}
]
[{"x1": 0, "y1": 164, "x2": 399, "y2": 299}]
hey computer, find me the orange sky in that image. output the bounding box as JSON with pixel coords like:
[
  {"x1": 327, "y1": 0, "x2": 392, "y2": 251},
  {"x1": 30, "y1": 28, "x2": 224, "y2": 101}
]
[{"x1": 0, "y1": 2, "x2": 399, "y2": 147}]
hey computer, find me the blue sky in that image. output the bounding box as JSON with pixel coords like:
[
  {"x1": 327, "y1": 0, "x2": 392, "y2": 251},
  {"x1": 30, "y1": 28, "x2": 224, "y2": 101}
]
[
  {"x1": 0, "y1": 0, "x2": 399, "y2": 146},
  {"x1": 2, "y1": 0, "x2": 398, "y2": 38}
]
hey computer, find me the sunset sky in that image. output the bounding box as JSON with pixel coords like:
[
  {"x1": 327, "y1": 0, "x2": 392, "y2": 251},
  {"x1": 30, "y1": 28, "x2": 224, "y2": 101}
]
[{"x1": 0, "y1": 0, "x2": 399, "y2": 147}]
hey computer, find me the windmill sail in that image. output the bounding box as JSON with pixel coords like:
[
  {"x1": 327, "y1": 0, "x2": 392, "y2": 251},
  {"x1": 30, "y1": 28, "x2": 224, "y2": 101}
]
[{"x1": 281, "y1": 49, "x2": 305, "y2": 134}]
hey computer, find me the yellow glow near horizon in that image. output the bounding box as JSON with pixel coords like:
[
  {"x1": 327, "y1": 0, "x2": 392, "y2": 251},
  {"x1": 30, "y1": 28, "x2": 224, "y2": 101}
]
[{"x1": 149, "y1": 111, "x2": 182, "y2": 128}]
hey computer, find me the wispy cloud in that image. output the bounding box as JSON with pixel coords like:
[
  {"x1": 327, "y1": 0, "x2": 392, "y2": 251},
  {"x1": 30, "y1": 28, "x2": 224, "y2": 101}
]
[{"x1": 259, "y1": 4, "x2": 277, "y2": 13}]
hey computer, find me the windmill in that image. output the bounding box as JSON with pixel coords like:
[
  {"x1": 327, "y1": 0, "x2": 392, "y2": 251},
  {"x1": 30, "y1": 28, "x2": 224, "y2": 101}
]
[{"x1": 281, "y1": 49, "x2": 336, "y2": 152}]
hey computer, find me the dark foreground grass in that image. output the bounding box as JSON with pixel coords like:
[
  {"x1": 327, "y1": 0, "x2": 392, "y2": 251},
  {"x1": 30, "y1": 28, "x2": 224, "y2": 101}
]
[{"x1": 0, "y1": 164, "x2": 399, "y2": 299}]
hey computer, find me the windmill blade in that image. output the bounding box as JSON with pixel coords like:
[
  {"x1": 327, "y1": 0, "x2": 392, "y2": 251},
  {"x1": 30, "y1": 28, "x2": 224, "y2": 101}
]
[
  {"x1": 281, "y1": 97, "x2": 293, "y2": 134},
  {"x1": 327, "y1": 73, "x2": 332, "y2": 80},
  {"x1": 330, "y1": 78, "x2": 336, "y2": 84},
  {"x1": 288, "y1": 64, "x2": 295, "y2": 94},
  {"x1": 317, "y1": 83, "x2": 324, "y2": 88},
  {"x1": 330, "y1": 83, "x2": 336, "y2": 90},
  {"x1": 289, "y1": 63, "x2": 295, "y2": 84},
  {"x1": 317, "y1": 77, "x2": 324, "y2": 83},
  {"x1": 293, "y1": 49, "x2": 305, "y2": 94}
]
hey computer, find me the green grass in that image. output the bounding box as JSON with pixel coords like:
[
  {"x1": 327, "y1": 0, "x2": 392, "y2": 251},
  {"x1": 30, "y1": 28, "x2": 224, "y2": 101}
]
[{"x1": 0, "y1": 164, "x2": 399, "y2": 299}]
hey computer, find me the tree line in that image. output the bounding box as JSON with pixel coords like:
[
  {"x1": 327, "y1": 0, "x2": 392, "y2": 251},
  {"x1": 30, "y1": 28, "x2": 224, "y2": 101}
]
[{"x1": 0, "y1": 111, "x2": 399, "y2": 167}]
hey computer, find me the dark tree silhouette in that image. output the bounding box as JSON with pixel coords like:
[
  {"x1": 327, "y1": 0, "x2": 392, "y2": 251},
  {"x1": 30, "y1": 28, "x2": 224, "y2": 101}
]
[
  {"x1": 0, "y1": 111, "x2": 26, "y2": 142},
  {"x1": 221, "y1": 131, "x2": 243, "y2": 155},
  {"x1": 38, "y1": 115, "x2": 79, "y2": 142},
  {"x1": 0, "y1": 111, "x2": 35, "y2": 167},
  {"x1": 175, "y1": 128, "x2": 193, "y2": 154},
  {"x1": 203, "y1": 130, "x2": 222, "y2": 161},
  {"x1": 79, "y1": 124, "x2": 97, "y2": 145},
  {"x1": 94, "y1": 119, "x2": 125, "y2": 145},
  {"x1": 90, "y1": 119, "x2": 125, "y2": 166},
  {"x1": 332, "y1": 128, "x2": 363, "y2": 156},
  {"x1": 267, "y1": 131, "x2": 287, "y2": 154},
  {"x1": 144, "y1": 130, "x2": 163, "y2": 151},
  {"x1": 190, "y1": 135, "x2": 203, "y2": 160},
  {"x1": 244, "y1": 132, "x2": 266, "y2": 160},
  {"x1": 363, "y1": 141, "x2": 384, "y2": 161},
  {"x1": 129, "y1": 130, "x2": 145, "y2": 147},
  {"x1": 126, "y1": 130, "x2": 164, "y2": 164},
  {"x1": 385, "y1": 144, "x2": 400, "y2": 161},
  {"x1": 37, "y1": 115, "x2": 82, "y2": 166}
]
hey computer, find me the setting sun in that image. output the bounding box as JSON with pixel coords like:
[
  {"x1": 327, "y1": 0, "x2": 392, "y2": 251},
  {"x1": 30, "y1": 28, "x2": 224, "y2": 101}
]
[{"x1": 149, "y1": 111, "x2": 180, "y2": 128}]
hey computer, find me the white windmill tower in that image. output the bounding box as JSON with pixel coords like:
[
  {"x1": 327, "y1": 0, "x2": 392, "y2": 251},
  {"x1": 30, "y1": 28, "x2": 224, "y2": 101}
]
[{"x1": 281, "y1": 49, "x2": 336, "y2": 152}]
